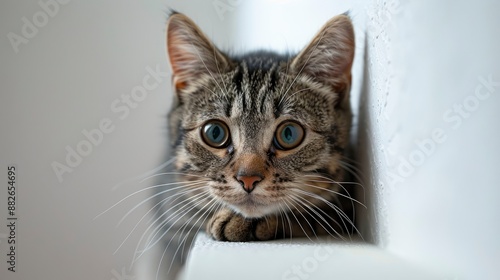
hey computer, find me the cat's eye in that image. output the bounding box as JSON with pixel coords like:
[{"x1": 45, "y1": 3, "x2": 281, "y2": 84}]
[
  {"x1": 274, "y1": 121, "x2": 305, "y2": 150},
  {"x1": 201, "y1": 120, "x2": 230, "y2": 148}
]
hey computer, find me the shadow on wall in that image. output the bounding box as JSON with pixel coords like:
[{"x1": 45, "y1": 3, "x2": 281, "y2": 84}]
[{"x1": 353, "y1": 33, "x2": 378, "y2": 245}]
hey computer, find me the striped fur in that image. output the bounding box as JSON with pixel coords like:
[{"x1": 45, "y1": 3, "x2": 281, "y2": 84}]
[{"x1": 155, "y1": 12, "x2": 356, "y2": 278}]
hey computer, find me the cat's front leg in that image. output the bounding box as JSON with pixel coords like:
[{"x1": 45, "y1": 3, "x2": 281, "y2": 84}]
[
  {"x1": 207, "y1": 208, "x2": 253, "y2": 241},
  {"x1": 207, "y1": 208, "x2": 279, "y2": 241}
]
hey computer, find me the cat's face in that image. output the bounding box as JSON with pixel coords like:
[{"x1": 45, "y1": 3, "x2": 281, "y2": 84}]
[{"x1": 166, "y1": 14, "x2": 354, "y2": 218}]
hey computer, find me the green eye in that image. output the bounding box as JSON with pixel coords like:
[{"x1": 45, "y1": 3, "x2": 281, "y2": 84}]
[
  {"x1": 274, "y1": 121, "x2": 305, "y2": 150},
  {"x1": 201, "y1": 120, "x2": 230, "y2": 148}
]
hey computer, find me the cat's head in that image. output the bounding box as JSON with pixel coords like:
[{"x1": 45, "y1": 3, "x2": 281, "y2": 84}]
[{"x1": 165, "y1": 13, "x2": 354, "y2": 218}]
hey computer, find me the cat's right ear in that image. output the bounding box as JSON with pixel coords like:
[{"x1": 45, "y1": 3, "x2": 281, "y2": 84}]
[{"x1": 166, "y1": 13, "x2": 230, "y2": 95}]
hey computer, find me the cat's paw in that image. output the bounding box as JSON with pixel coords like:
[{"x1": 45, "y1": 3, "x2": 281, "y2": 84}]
[
  {"x1": 207, "y1": 208, "x2": 279, "y2": 242},
  {"x1": 207, "y1": 208, "x2": 253, "y2": 241},
  {"x1": 253, "y1": 215, "x2": 279, "y2": 241}
]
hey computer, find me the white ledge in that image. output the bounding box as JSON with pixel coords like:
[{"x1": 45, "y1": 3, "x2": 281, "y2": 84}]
[{"x1": 178, "y1": 233, "x2": 444, "y2": 280}]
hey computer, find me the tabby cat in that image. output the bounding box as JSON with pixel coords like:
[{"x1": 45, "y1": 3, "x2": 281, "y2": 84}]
[{"x1": 154, "y1": 12, "x2": 357, "y2": 278}]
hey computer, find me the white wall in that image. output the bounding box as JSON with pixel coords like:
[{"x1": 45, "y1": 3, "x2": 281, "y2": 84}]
[
  {"x1": 1, "y1": 1, "x2": 172, "y2": 279},
  {"x1": 359, "y1": 0, "x2": 500, "y2": 279}
]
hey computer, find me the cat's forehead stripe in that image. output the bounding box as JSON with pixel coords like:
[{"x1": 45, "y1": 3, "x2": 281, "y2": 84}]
[{"x1": 234, "y1": 60, "x2": 280, "y2": 115}]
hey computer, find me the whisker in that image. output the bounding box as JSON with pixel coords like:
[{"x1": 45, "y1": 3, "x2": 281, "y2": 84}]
[
  {"x1": 93, "y1": 179, "x2": 209, "y2": 220},
  {"x1": 287, "y1": 193, "x2": 322, "y2": 238},
  {"x1": 278, "y1": 203, "x2": 293, "y2": 241},
  {"x1": 201, "y1": 84, "x2": 220, "y2": 97},
  {"x1": 278, "y1": 27, "x2": 329, "y2": 107},
  {"x1": 140, "y1": 191, "x2": 211, "y2": 254},
  {"x1": 132, "y1": 191, "x2": 211, "y2": 264},
  {"x1": 280, "y1": 209, "x2": 286, "y2": 240},
  {"x1": 303, "y1": 174, "x2": 364, "y2": 188},
  {"x1": 185, "y1": 201, "x2": 223, "y2": 258},
  {"x1": 174, "y1": 199, "x2": 221, "y2": 268},
  {"x1": 287, "y1": 193, "x2": 345, "y2": 241},
  {"x1": 277, "y1": 210, "x2": 286, "y2": 240},
  {"x1": 298, "y1": 180, "x2": 358, "y2": 237},
  {"x1": 117, "y1": 182, "x2": 207, "y2": 226},
  {"x1": 298, "y1": 180, "x2": 366, "y2": 208},
  {"x1": 213, "y1": 45, "x2": 229, "y2": 97},
  {"x1": 159, "y1": 197, "x2": 218, "y2": 278},
  {"x1": 155, "y1": 197, "x2": 218, "y2": 280},
  {"x1": 144, "y1": 186, "x2": 204, "y2": 226},
  {"x1": 302, "y1": 173, "x2": 365, "y2": 222},
  {"x1": 190, "y1": 42, "x2": 226, "y2": 97},
  {"x1": 338, "y1": 160, "x2": 366, "y2": 188},
  {"x1": 277, "y1": 58, "x2": 291, "y2": 97},
  {"x1": 291, "y1": 188, "x2": 362, "y2": 240},
  {"x1": 293, "y1": 188, "x2": 351, "y2": 229},
  {"x1": 282, "y1": 196, "x2": 315, "y2": 241},
  {"x1": 306, "y1": 173, "x2": 365, "y2": 209},
  {"x1": 140, "y1": 172, "x2": 207, "y2": 183},
  {"x1": 111, "y1": 157, "x2": 176, "y2": 191},
  {"x1": 112, "y1": 185, "x2": 206, "y2": 255},
  {"x1": 279, "y1": 87, "x2": 312, "y2": 108},
  {"x1": 274, "y1": 213, "x2": 279, "y2": 238},
  {"x1": 146, "y1": 198, "x2": 172, "y2": 225},
  {"x1": 300, "y1": 174, "x2": 365, "y2": 228}
]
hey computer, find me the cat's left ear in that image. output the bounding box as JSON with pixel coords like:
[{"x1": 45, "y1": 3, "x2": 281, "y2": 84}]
[
  {"x1": 291, "y1": 15, "x2": 355, "y2": 107},
  {"x1": 166, "y1": 13, "x2": 230, "y2": 95}
]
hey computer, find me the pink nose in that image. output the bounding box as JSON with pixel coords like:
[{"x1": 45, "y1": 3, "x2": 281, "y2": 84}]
[{"x1": 236, "y1": 175, "x2": 262, "y2": 193}]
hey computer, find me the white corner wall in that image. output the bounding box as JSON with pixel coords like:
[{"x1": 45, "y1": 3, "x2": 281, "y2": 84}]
[{"x1": 359, "y1": 0, "x2": 500, "y2": 279}]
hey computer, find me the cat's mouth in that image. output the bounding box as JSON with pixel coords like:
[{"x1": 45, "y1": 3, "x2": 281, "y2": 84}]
[{"x1": 210, "y1": 180, "x2": 284, "y2": 218}]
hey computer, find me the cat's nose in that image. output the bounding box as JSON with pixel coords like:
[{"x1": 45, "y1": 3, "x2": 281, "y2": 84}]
[{"x1": 236, "y1": 174, "x2": 263, "y2": 193}]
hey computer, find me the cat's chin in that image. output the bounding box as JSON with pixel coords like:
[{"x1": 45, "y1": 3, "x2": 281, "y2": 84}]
[{"x1": 229, "y1": 199, "x2": 278, "y2": 218}]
